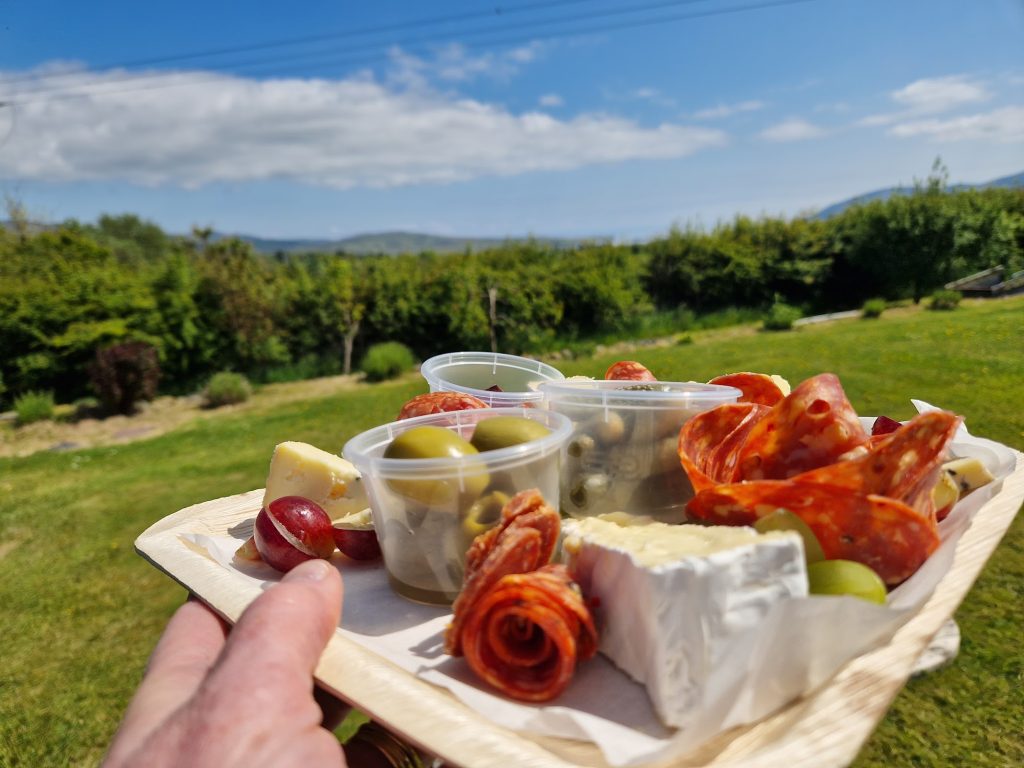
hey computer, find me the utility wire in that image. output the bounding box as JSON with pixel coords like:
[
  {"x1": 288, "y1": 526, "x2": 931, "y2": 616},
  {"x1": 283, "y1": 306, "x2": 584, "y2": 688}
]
[
  {"x1": 3, "y1": 0, "x2": 829, "y2": 107},
  {"x1": 3, "y1": 0, "x2": 721, "y2": 99},
  {"x1": 0, "y1": 0, "x2": 602, "y2": 88}
]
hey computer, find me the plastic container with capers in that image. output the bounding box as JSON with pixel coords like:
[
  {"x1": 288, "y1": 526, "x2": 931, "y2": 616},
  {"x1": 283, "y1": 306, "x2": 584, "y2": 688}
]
[
  {"x1": 538, "y1": 380, "x2": 741, "y2": 522},
  {"x1": 342, "y1": 407, "x2": 572, "y2": 605},
  {"x1": 420, "y1": 351, "x2": 565, "y2": 407}
]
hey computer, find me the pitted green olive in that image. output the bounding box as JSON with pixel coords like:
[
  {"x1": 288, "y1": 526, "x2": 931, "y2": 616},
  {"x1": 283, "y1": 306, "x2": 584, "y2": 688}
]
[
  {"x1": 383, "y1": 426, "x2": 490, "y2": 506},
  {"x1": 463, "y1": 491, "x2": 511, "y2": 538},
  {"x1": 470, "y1": 416, "x2": 551, "y2": 452}
]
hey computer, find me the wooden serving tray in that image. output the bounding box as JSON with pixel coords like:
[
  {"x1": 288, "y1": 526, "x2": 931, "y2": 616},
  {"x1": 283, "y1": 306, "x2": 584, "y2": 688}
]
[{"x1": 136, "y1": 451, "x2": 1024, "y2": 768}]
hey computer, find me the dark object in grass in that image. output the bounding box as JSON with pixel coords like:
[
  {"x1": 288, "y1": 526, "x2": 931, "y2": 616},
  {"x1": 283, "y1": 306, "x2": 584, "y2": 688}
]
[{"x1": 89, "y1": 341, "x2": 160, "y2": 415}]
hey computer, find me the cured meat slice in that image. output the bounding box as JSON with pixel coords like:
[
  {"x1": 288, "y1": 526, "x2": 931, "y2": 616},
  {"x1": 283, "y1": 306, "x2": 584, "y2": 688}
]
[
  {"x1": 677, "y1": 403, "x2": 770, "y2": 492},
  {"x1": 735, "y1": 373, "x2": 868, "y2": 480},
  {"x1": 793, "y1": 410, "x2": 961, "y2": 519},
  {"x1": 397, "y1": 391, "x2": 489, "y2": 420},
  {"x1": 707, "y1": 372, "x2": 787, "y2": 407},
  {"x1": 446, "y1": 489, "x2": 559, "y2": 655},
  {"x1": 605, "y1": 361, "x2": 656, "y2": 381},
  {"x1": 459, "y1": 564, "x2": 598, "y2": 702},
  {"x1": 686, "y1": 481, "x2": 939, "y2": 585}
]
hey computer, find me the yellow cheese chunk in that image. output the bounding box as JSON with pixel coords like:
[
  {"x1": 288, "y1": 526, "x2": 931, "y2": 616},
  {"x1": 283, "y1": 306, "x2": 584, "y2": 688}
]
[
  {"x1": 263, "y1": 441, "x2": 368, "y2": 521},
  {"x1": 943, "y1": 457, "x2": 995, "y2": 495}
]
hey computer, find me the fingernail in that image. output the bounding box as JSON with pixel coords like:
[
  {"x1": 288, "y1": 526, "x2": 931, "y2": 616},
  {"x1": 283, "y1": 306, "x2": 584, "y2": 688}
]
[{"x1": 285, "y1": 558, "x2": 332, "y2": 583}]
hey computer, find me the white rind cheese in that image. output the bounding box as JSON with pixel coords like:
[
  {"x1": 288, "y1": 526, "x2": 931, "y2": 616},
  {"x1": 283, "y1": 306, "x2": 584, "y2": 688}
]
[
  {"x1": 263, "y1": 441, "x2": 368, "y2": 521},
  {"x1": 561, "y1": 517, "x2": 808, "y2": 729}
]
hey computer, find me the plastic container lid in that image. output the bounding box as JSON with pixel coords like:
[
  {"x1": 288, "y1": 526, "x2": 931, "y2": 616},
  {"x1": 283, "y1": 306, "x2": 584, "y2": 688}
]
[
  {"x1": 538, "y1": 379, "x2": 742, "y2": 410},
  {"x1": 342, "y1": 407, "x2": 573, "y2": 480},
  {"x1": 420, "y1": 352, "x2": 565, "y2": 406}
]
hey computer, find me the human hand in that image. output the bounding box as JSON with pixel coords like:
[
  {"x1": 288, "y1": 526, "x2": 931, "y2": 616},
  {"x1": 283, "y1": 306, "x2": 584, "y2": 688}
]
[{"x1": 104, "y1": 559, "x2": 347, "y2": 768}]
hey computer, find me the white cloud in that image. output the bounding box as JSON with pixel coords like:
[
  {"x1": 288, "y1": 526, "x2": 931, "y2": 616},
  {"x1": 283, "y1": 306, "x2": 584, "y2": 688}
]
[
  {"x1": 860, "y1": 74, "x2": 992, "y2": 127},
  {"x1": 0, "y1": 65, "x2": 727, "y2": 188},
  {"x1": 890, "y1": 75, "x2": 990, "y2": 113},
  {"x1": 694, "y1": 100, "x2": 765, "y2": 120},
  {"x1": 384, "y1": 42, "x2": 544, "y2": 86},
  {"x1": 539, "y1": 93, "x2": 563, "y2": 107},
  {"x1": 887, "y1": 106, "x2": 1024, "y2": 143},
  {"x1": 758, "y1": 118, "x2": 825, "y2": 142}
]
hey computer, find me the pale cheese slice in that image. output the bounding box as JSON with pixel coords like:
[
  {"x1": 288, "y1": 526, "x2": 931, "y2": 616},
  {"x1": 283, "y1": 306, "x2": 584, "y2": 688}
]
[
  {"x1": 263, "y1": 441, "x2": 367, "y2": 521},
  {"x1": 561, "y1": 516, "x2": 808, "y2": 729}
]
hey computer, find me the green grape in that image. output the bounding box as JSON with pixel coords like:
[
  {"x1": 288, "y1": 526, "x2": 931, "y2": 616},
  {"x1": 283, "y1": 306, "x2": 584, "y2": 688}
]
[
  {"x1": 807, "y1": 560, "x2": 888, "y2": 604},
  {"x1": 754, "y1": 508, "x2": 826, "y2": 564}
]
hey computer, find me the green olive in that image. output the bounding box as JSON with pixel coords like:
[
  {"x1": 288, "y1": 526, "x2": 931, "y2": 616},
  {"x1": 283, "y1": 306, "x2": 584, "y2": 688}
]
[
  {"x1": 807, "y1": 560, "x2": 887, "y2": 604},
  {"x1": 754, "y1": 508, "x2": 826, "y2": 564},
  {"x1": 469, "y1": 416, "x2": 551, "y2": 452},
  {"x1": 384, "y1": 426, "x2": 490, "y2": 506},
  {"x1": 463, "y1": 491, "x2": 510, "y2": 539}
]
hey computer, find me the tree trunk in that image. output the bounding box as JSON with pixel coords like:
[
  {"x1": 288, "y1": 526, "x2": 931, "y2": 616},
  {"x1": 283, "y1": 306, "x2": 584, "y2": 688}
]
[
  {"x1": 343, "y1": 318, "x2": 360, "y2": 376},
  {"x1": 488, "y1": 287, "x2": 499, "y2": 353}
]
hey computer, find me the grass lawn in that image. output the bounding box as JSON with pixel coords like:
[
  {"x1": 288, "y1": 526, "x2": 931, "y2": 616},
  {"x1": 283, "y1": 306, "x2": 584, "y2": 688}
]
[{"x1": 1, "y1": 296, "x2": 1022, "y2": 767}]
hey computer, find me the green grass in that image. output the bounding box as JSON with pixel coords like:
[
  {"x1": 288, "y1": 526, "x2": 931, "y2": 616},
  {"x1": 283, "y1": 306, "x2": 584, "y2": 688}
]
[{"x1": 1, "y1": 298, "x2": 1022, "y2": 766}]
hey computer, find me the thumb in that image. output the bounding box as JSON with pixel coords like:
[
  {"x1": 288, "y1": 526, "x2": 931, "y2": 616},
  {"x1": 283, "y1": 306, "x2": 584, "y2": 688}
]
[{"x1": 209, "y1": 559, "x2": 343, "y2": 694}]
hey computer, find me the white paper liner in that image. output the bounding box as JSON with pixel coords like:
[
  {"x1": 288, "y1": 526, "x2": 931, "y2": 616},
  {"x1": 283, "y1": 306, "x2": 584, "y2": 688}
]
[{"x1": 179, "y1": 404, "x2": 1019, "y2": 767}]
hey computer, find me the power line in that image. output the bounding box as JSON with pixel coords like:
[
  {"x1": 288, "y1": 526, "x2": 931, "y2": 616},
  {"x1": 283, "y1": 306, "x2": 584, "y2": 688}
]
[
  {"x1": 3, "y1": 0, "x2": 831, "y2": 107},
  {"x1": 0, "y1": 0, "x2": 603, "y2": 88}
]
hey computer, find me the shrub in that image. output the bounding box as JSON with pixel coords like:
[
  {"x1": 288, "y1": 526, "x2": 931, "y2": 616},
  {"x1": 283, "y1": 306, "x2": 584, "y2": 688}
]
[
  {"x1": 15, "y1": 390, "x2": 55, "y2": 425},
  {"x1": 861, "y1": 298, "x2": 886, "y2": 319},
  {"x1": 928, "y1": 289, "x2": 962, "y2": 311},
  {"x1": 204, "y1": 372, "x2": 252, "y2": 407},
  {"x1": 89, "y1": 341, "x2": 161, "y2": 415},
  {"x1": 72, "y1": 396, "x2": 102, "y2": 420},
  {"x1": 361, "y1": 342, "x2": 415, "y2": 382},
  {"x1": 762, "y1": 303, "x2": 802, "y2": 331}
]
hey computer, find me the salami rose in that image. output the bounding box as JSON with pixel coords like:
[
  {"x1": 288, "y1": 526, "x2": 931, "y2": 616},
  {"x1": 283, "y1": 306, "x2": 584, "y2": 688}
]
[
  {"x1": 446, "y1": 489, "x2": 560, "y2": 656},
  {"x1": 707, "y1": 372, "x2": 787, "y2": 407},
  {"x1": 604, "y1": 361, "x2": 656, "y2": 381},
  {"x1": 734, "y1": 373, "x2": 869, "y2": 480},
  {"x1": 686, "y1": 480, "x2": 939, "y2": 585},
  {"x1": 459, "y1": 564, "x2": 598, "y2": 702},
  {"x1": 397, "y1": 391, "x2": 489, "y2": 420}
]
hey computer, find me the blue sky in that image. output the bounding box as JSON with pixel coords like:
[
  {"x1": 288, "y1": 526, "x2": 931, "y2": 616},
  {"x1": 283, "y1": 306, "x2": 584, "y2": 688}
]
[{"x1": 1, "y1": 0, "x2": 1022, "y2": 240}]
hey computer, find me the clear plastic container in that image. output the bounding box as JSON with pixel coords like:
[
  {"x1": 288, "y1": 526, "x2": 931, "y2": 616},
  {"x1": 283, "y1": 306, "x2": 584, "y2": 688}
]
[
  {"x1": 538, "y1": 380, "x2": 741, "y2": 522},
  {"x1": 342, "y1": 407, "x2": 572, "y2": 605},
  {"x1": 420, "y1": 351, "x2": 565, "y2": 407}
]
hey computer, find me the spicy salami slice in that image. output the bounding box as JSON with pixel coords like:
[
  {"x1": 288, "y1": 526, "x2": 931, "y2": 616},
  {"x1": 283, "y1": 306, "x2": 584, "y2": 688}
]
[
  {"x1": 458, "y1": 564, "x2": 598, "y2": 702},
  {"x1": 604, "y1": 361, "x2": 656, "y2": 381},
  {"x1": 687, "y1": 480, "x2": 939, "y2": 585},
  {"x1": 446, "y1": 489, "x2": 560, "y2": 655},
  {"x1": 397, "y1": 391, "x2": 489, "y2": 420},
  {"x1": 734, "y1": 373, "x2": 868, "y2": 481},
  {"x1": 793, "y1": 410, "x2": 961, "y2": 519},
  {"x1": 677, "y1": 402, "x2": 770, "y2": 492},
  {"x1": 707, "y1": 372, "x2": 787, "y2": 407}
]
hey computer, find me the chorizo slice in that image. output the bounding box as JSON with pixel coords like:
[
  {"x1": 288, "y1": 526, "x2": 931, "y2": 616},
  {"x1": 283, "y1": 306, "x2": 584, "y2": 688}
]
[
  {"x1": 708, "y1": 372, "x2": 787, "y2": 407},
  {"x1": 459, "y1": 564, "x2": 597, "y2": 702},
  {"x1": 793, "y1": 410, "x2": 961, "y2": 518},
  {"x1": 677, "y1": 402, "x2": 770, "y2": 492},
  {"x1": 397, "y1": 391, "x2": 489, "y2": 420},
  {"x1": 686, "y1": 480, "x2": 939, "y2": 585},
  {"x1": 604, "y1": 361, "x2": 656, "y2": 381},
  {"x1": 735, "y1": 373, "x2": 868, "y2": 481}
]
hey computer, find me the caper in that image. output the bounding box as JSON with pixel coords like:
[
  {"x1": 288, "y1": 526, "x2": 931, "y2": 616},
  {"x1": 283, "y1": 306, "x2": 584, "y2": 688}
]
[
  {"x1": 591, "y1": 411, "x2": 627, "y2": 445},
  {"x1": 567, "y1": 433, "x2": 595, "y2": 458},
  {"x1": 470, "y1": 416, "x2": 550, "y2": 453}
]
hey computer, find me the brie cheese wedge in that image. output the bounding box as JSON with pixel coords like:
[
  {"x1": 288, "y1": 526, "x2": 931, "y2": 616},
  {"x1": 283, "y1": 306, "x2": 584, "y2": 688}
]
[{"x1": 561, "y1": 516, "x2": 808, "y2": 728}]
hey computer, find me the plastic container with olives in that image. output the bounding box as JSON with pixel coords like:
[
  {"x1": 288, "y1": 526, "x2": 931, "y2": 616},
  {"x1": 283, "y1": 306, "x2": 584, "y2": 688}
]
[
  {"x1": 342, "y1": 407, "x2": 572, "y2": 605},
  {"x1": 419, "y1": 351, "x2": 565, "y2": 407},
  {"x1": 538, "y1": 380, "x2": 741, "y2": 522}
]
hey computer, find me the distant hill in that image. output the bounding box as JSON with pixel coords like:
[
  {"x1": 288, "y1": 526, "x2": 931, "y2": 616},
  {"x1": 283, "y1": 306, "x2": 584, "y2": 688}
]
[
  {"x1": 213, "y1": 230, "x2": 584, "y2": 256},
  {"x1": 814, "y1": 171, "x2": 1024, "y2": 219}
]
